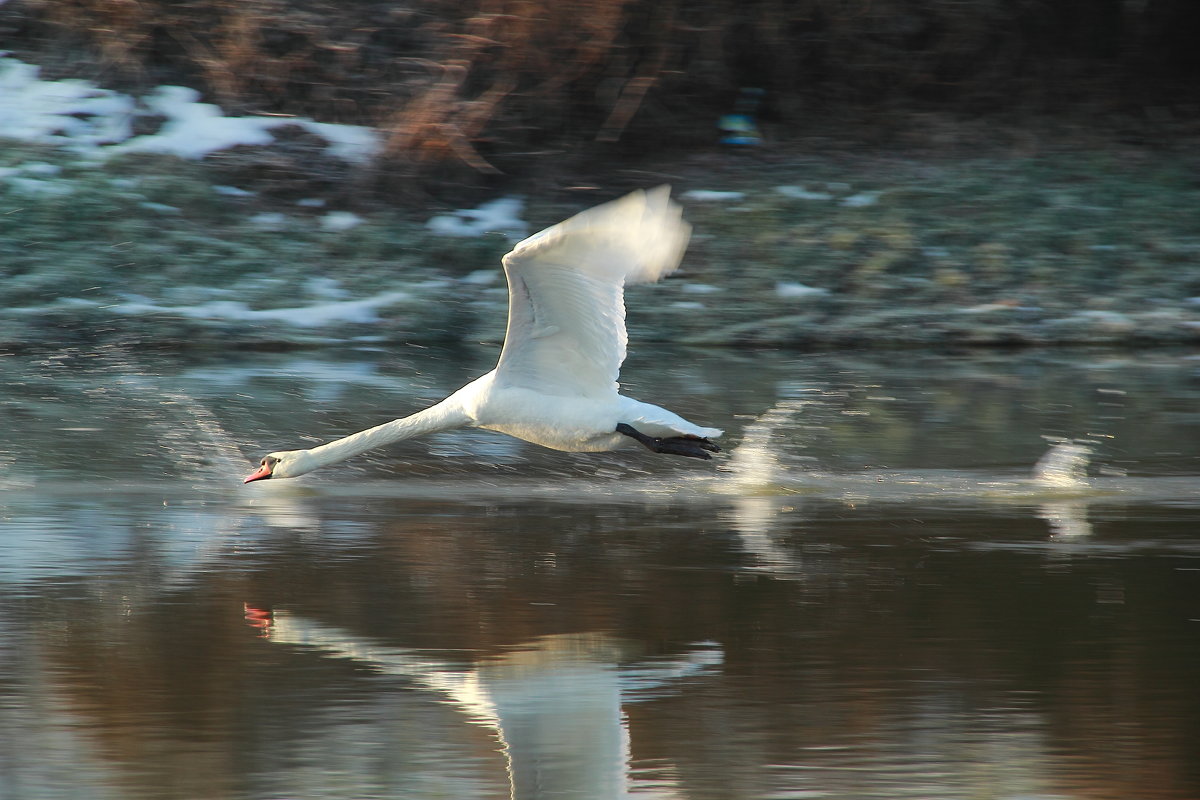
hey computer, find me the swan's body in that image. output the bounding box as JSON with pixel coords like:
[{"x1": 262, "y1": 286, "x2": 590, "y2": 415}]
[{"x1": 245, "y1": 187, "x2": 721, "y2": 483}]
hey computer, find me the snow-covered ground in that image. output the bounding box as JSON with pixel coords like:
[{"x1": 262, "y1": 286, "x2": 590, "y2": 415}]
[
  {"x1": 0, "y1": 55, "x2": 378, "y2": 163},
  {"x1": 0, "y1": 55, "x2": 540, "y2": 339},
  {"x1": 0, "y1": 54, "x2": 537, "y2": 236},
  {"x1": 0, "y1": 53, "x2": 758, "y2": 339},
  {"x1": 3, "y1": 55, "x2": 1197, "y2": 347}
]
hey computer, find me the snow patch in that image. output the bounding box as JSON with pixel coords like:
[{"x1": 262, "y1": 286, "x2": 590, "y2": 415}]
[
  {"x1": 0, "y1": 56, "x2": 380, "y2": 164},
  {"x1": 249, "y1": 212, "x2": 288, "y2": 229},
  {"x1": 959, "y1": 303, "x2": 1022, "y2": 314},
  {"x1": 105, "y1": 291, "x2": 412, "y2": 327},
  {"x1": 461, "y1": 269, "x2": 501, "y2": 285},
  {"x1": 320, "y1": 211, "x2": 364, "y2": 232},
  {"x1": 776, "y1": 282, "x2": 830, "y2": 299},
  {"x1": 0, "y1": 58, "x2": 135, "y2": 150},
  {"x1": 681, "y1": 190, "x2": 746, "y2": 202},
  {"x1": 6, "y1": 176, "x2": 74, "y2": 195},
  {"x1": 18, "y1": 162, "x2": 62, "y2": 176},
  {"x1": 775, "y1": 185, "x2": 833, "y2": 201},
  {"x1": 426, "y1": 197, "x2": 528, "y2": 239},
  {"x1": 840, "y1": 191, "x2": 882, "y2": 208},
  {"x1": 138, "y1": 201, "x2": 181, "y2": 215}
]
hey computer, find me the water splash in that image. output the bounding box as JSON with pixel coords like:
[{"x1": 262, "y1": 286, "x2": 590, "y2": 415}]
[
  {"x1": 101, "y1": 367, "x2": 251, "y2": 484},
  {"x1": 46, "y1": 346, "x2": 253, "y2": 484},
  {"x1": 154, "y1": 387, "x2": 252, "y2": 481},
  {"x1": 1032, "y1": 439, "x2": 1093, "y2": 487},
  {"x1": 721, "y1": 400, "x2": 807, "y2": 492}
]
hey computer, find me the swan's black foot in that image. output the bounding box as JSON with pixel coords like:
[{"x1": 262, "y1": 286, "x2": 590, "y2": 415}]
[{"x1": 616, "y1": 423, "x2": 721, "y2": 460}]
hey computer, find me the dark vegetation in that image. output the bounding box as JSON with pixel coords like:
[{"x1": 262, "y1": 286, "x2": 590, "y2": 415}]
[{"x1": 5, "y1": 0, "x2": 1199, "y2": 194}]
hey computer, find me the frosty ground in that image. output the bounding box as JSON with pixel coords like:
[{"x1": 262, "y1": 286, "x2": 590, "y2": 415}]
[{"x1": 2, "y1": 55, "x2": 1198, "y2": 350}]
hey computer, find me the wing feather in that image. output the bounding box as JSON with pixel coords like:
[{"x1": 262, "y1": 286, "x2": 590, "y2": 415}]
[{"x1": 493, "y1": 187, "x2": 690, "y2": 398}]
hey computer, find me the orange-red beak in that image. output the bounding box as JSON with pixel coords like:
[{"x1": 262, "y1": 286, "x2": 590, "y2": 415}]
[{"x1": 243, "y1": 464, "x2": 273, "y2": 483}]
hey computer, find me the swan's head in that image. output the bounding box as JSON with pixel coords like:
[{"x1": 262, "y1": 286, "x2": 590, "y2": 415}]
[{"x1": 243, "y1": 450, "x2": 314, "y2": 483}]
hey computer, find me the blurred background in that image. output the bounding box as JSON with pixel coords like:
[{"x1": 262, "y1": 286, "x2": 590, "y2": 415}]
[
  {"x1": 6, "y1": 0, "x2": 1200, "y2": 180},
  {"x1": 2, "y1": 0, "x2": 1199, "y2": 350}
]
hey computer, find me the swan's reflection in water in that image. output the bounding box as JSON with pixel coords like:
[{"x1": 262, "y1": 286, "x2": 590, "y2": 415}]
[
  {"x1": 250, "y1": 611, "x2": 722, "y2": 800},
  {"x1": 2, "y1": 347, "x2": 1199, "y2": 799}
]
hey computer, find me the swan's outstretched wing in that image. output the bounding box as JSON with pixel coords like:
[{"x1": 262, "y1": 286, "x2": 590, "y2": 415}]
[{"x1": 494, "y1": 187, "x2": 690, "y2": 398}]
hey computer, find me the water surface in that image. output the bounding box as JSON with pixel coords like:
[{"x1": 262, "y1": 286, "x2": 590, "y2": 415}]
[{"x1": 1, "y1": 346, "x2": 1198, "y2": 799}]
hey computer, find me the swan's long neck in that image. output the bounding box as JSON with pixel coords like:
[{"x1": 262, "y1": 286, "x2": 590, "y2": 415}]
[{"x1": 303, "y1": 396, "x2": 470, "y2": 471}]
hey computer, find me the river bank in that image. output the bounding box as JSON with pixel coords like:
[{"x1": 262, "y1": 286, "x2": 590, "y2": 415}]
[{"x1": 2, "y1": 59, "x2": 1198, "y2": 351}]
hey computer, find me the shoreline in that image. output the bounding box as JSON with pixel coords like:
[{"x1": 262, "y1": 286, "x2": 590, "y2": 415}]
[{"x1": 2, "y1": 56, "x2": 1198, "y2": 352}]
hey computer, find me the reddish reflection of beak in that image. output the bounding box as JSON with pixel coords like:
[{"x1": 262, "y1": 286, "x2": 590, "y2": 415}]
[
  {"x1": 243, "y1": 464, "x2": 272, "y2": 484},
  {"x1": 244, "y1": 605, "x2": 273, "y2": 635}
]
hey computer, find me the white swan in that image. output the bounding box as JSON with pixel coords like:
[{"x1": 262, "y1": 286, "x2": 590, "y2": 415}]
[{"x1": 244, "y1": 186, "x2": 721, "y2": 483}]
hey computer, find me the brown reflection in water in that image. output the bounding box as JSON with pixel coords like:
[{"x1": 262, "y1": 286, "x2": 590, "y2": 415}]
[
  {"x1": 18, "y1": 498, "x2": 1200, "y2": 799},
  {"x1": 30, "y1": 579, "x2": 262, "y2": 799}
]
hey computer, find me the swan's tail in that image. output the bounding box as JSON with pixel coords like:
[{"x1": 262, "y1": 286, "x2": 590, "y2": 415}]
[{"x1": 616, "y1": 395, "x2": 721, "y2": 440}]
